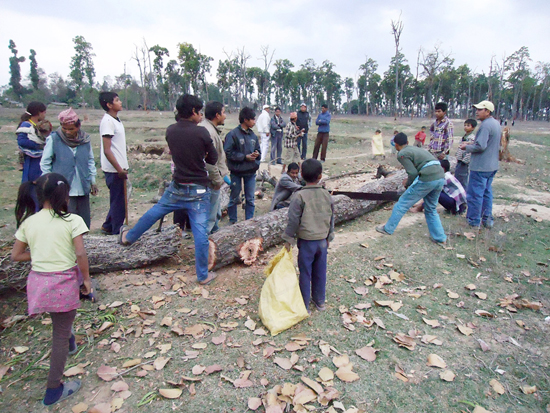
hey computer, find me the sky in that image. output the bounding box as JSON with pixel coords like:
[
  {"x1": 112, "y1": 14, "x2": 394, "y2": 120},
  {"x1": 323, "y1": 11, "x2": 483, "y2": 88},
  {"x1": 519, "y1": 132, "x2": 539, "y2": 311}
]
[{"x1": 1, "y1": 0, "x2": 550, "y2": 92}]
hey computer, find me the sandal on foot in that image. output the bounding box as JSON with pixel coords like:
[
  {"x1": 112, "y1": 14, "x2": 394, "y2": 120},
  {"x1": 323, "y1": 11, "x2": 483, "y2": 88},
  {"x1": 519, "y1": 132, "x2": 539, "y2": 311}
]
[
  {"x1": 118, "y1": 225, "x2": 131, "y2": 246},
  {"x1": 375, "y1": 225, "x2": 391, "y2": 235},
  {"x1": 42, "y1": 380, "x2": 81, "y2": 406},
  {"x1": 198, "y1": 272, "x2": 218, "y2": 285}
]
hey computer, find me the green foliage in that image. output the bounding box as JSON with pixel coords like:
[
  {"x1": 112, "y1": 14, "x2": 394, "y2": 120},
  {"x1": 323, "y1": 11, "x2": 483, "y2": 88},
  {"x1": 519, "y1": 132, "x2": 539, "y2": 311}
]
[
  {"x1": 69, "y1": 35, "x2": 95, "y2": 101},
  {"x1": 28, "y1": 49, "x2": 39, "y2": 90},
  {"x1": 8, "y1": 39, "x2": 26, "y2": 99}
]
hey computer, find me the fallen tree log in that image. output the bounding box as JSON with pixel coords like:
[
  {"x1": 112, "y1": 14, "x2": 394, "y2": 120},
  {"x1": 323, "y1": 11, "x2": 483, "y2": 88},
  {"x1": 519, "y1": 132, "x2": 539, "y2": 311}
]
[
  {"x1": 0, "y1": 225, "x2": 182, "y2": 293},
  {"x1": 208, "y1": 170, "x2": 407, "y2": 270}
]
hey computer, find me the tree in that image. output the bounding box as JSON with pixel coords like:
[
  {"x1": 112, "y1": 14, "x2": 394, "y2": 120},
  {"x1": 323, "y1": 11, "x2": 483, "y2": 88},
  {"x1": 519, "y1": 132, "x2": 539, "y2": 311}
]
[
  {"x1": 29, "y1": 49, "x2": 39, "y2": 90},
  {"x1": 8, "y1": 40, "x2": 25, "y2": 99},
  {"x1": 391, "y1": 16, "x2": 404, "y2": 118},
  {"x1": 69, "y1": 36, "x2": 95, "y2": 103},
  {"x1": 506, "y1": 46, "x2": 531, "y2": 119},
  {"x1": 344, "y1": 77, "x2": 354, "y2": 114},
  {"x1": 419, "y1": 45, "x2": 454, "y2": 114},
  {"x1": 319, "y1": 60, "x2": 342, "y2": 111},
  {"x1": 272, "y1": 59, "x2": 294, "y2": 109},
  {"x1": 359, "y1": 57, "x2": 378, "y2": 115},
  {"x1": 177, "y1": 43, "x2": 213, "y2": 98},
  {"x1": 149, "y1": 45, "x2": 170, "y2": 109}
]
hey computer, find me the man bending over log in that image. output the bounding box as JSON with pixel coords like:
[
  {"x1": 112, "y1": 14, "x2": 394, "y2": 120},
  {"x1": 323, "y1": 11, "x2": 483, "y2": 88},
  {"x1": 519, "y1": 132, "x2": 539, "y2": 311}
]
[{"x1": 119, "y1": 94, "x2": 219, "y2": 285}]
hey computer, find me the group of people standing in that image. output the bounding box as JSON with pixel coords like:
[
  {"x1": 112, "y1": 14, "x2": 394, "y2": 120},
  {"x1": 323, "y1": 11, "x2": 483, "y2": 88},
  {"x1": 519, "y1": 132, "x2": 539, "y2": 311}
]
[{"x1": 376, "y1": 100, "x2": 503, "y2": 244}]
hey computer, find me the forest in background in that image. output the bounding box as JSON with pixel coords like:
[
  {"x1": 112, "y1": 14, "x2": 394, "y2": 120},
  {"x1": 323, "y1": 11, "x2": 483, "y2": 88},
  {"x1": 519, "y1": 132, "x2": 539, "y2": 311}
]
[{"x1": 3, "y1": 27, "x2": 550, "y2": 121}]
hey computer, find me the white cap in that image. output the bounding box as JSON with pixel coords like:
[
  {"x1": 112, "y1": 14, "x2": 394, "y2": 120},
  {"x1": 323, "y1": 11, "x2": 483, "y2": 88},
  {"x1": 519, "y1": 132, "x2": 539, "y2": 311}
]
[
  {"x1": 473, "y1": 100, "x2": 495, "y2": 112},
  {"x1": 263, "y1": 104, "x2": 270, "y2": 110}
]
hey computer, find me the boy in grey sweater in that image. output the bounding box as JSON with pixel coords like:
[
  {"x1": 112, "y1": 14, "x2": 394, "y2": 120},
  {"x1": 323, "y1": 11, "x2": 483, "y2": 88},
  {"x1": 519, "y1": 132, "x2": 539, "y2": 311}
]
[{"x1": 283, "y1": 159, "x2": 334, "y2": 312}]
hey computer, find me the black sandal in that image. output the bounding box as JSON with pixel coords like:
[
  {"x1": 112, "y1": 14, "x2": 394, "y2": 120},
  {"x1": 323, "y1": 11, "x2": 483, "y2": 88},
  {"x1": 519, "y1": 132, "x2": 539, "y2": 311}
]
[{"x1": 118, "y1": 225, "x2": 131, "y2": 246}]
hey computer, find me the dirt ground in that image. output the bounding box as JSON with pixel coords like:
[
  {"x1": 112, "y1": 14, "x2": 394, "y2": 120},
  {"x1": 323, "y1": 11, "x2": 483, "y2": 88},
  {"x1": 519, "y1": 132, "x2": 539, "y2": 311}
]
[{"x1": 0, "y1": 111, "x2": 548, "y2": 413}]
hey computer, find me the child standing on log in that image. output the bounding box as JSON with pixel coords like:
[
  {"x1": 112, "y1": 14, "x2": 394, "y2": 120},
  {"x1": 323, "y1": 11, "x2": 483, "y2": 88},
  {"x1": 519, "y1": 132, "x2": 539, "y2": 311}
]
[
  {"x1": 283, "y1": 159, "x2": 334, "y2": 313},
  {"x1": 11, "y1": 173, "x2": 92, "y2": 406}
]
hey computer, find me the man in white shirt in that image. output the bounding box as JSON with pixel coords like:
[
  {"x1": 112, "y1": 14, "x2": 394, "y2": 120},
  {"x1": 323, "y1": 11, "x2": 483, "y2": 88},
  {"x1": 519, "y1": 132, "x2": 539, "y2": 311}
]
[{"x1": 256, "y1": 104, "x2": 271, "y2": 162}]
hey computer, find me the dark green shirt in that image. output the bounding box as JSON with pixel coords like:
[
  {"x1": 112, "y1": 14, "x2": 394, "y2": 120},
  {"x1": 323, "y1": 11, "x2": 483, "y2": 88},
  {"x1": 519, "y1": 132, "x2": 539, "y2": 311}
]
[{"x1": 397, "y1": 145, "x2": 444, "y2": 187}]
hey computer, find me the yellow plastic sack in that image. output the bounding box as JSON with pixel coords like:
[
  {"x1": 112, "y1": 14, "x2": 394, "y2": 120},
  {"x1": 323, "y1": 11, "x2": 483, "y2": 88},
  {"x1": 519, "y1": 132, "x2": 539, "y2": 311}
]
[{"x1": 259, "y1": 247, "x2": 309, "y2": 336}]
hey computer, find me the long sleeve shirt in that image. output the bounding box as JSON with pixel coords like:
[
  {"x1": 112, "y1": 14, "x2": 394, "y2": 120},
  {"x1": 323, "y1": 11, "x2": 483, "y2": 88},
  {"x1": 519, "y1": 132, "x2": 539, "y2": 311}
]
[
  {"x1": 397, "y1": 145, "x2": 445, "y2": 187},
  {"x1": 455, "y1": 132, "x2": 475, "y2": 164},
  {"x1": 315, "y1": 112, "x2": 331, "y2": 133},
  {"x1": 256, "y1": 110, "x2": 271, "y2": 134},
  {"x1": 464, "y1": 117, "x2": 501, "y2": 172},
  {"x1": 200, "y1": 119, "x2": 229, "y2": 188},
  {"x1": 429, "y1": 116, "x2": 453, "y2": 154},
  {"x1": 284, "y1": 121, "x2": 303, "y2": 149}
]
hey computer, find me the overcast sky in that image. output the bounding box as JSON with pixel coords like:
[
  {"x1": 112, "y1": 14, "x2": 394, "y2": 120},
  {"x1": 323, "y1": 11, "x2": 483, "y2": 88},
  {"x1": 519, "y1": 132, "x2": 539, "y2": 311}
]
[{"x1": 1, "y1": 0, "x2": 549, "y2": 91}]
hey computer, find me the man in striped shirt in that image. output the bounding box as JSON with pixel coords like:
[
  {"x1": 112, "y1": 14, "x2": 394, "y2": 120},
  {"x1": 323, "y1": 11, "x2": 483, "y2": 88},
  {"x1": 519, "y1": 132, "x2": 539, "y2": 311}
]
[{"x1": 429, "y1": 102, "x2": 454, "y2": 160}]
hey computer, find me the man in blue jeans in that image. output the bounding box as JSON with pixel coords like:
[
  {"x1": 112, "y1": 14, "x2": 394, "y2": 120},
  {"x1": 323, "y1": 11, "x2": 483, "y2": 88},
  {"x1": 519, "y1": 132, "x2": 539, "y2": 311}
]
[
  {"x1": 224, "y1": 107, "x2": 261, "y2": 224},
  {"x1": 459, "y1": 100, "x2": 501, "y2": 229},
  {"x1": 119, "y1": 94, "x2": 219, "y2": 285},
  {"x1": 376, "y1": 133, "x2": 447, "y2": 244}
]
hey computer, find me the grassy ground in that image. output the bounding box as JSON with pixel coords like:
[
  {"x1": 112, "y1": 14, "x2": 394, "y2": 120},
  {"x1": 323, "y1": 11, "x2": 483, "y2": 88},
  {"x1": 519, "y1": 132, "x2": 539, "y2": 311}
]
[{"x1": 0, "y1": 109, "x2": 548, "y2": 412}]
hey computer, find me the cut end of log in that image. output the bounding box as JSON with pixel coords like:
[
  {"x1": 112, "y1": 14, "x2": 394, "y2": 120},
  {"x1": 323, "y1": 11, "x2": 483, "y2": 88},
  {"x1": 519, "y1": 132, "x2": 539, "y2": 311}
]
[
  {"x1": 208, "y1": 240, "x2": 217, "y2": 271},
  {"x1": 239, "y1": 238, "x2": 263, "y2": 266}
]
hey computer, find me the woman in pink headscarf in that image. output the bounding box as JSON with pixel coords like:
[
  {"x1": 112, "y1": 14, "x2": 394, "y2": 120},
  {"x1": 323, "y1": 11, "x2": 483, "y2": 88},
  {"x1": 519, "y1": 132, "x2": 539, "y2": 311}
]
[{"x1": 40, "y1": 108, "x2": 98, "y2": 229}]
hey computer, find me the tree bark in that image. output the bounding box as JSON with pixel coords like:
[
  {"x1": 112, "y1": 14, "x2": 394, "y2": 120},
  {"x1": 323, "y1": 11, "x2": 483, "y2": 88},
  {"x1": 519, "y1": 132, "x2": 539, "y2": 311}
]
[
  {"x1": 208, "y1": 170, "x2": 407, "y2": 270},
  {"x1": 0, "y1": 225, "x2": 182, "y2": 293}
]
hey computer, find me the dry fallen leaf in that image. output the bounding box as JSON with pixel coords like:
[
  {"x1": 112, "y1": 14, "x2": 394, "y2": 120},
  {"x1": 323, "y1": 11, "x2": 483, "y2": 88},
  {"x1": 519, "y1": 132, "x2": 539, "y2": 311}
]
[
  {"x1": 13, "y1": 346, "x2": 29, "y2": 354},
  {"x1": 301, "y1": 376, "x2": 324, "y2": 394},
  {"x1": 244, "y1": 319, "x2": 256, "y2": 331},
  {"x1": 192, "y1": 342, "x2": 207, "y2": 350},
  {"x1": 160, "y1": 316, "x2": 173, "y2": 327},
  {"x1": 439, "y1": 370, "x2": 455, "y2": 382},
  {"x1": 393, "y1": 333, "x2": 416, "y2": 351},
  {"x1": 490, "y1": 379, "x2": 505, "y2": 395},
  {"x1": 192, "y1": 365, "x2": 206, "y2": 375},
  {"x1": 423, "y1": 318, "x2": 441, "y2": 328},
  {"x1": 111, "y1": 397, "x2": 124, "y2": 412},
  {"x1": 96, "y1": 365, "x2": 117, "y2": 382},
  {"x1": 472, "y1": 406, "x2": 492, "y2": 413},
  {"x1": 71, "y1": 402, "x2": 88, "y2": 413},
  {"x1": 355, "y1": 346, "x2": 378, "y2": 362},
  {"x1": 319, "y1": 367, "x2": 334, "y2": 382},
  {"x1": 335, "y1": 366, "x2": 360, "y2": 382},
  {"x1": 248, "y1": 397, "x2": 262, "y2": 410},
  {"x1": 64, "y1": 365, "x2": 85, "y2": 377},
  {"x1": 111, "y1": 381, "x2": 129, "y2": 392},
  {"x1": 426, "y1": 354, "x2": 447, "y2": 369},
  {"x1": 332, "y1": 354, "x2": 350, "y2": 368},
  {"x1": 447, "y1": 291, "x2": 459, "y2": 299},
  {"x1": 475, "y1": 309, "x2": 495, "y2": 318},
  {"x1": 109, "y1": 301, "x2": 124, "y2": 308},
  {"x1": 475, "y1": 292, "x2": 488, "y2": 300},
  {"x1": 154, "y1": 356, "x2": 171, "y2": 370},
  {"x1": 457, "y1": 325, "x2": 474, "y2": 336},
  {"x1": 212, "y1": 334, "x2": 226, "y2": 345},
  {"x1": 465, "y1": 284, "x2": 477, "y2": 290},
  {"x1": 205, "y1": 364, "x2": 222, "y2": 375},
  {"x1": 521, "y1": 385, "x2": 537, "y2": 394},
  {"x1": 88, "y1": 403, "x2": 111, "y2": 413},
  {"x1": 293, "y1": 386, "x2": 317, "y2": 405},
  {"x1": 159, "y1": 388, "x2": 183, "y2": 399},
  {"x1": 122, "y1": 359, "x2": 142, "y2": 368}
]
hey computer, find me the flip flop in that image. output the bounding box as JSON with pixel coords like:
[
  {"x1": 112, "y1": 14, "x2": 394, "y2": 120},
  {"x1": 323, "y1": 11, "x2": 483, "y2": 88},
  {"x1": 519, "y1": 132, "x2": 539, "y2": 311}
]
[
  {"x1": 118, "y1": 225, "x2": 131, "y2": 246},
  {"x1": 198, "y1": 272, "x2": 218, "y2": 285},
  {"x1": 42, "y1": 380, "x2": 81, "y2": 406}
]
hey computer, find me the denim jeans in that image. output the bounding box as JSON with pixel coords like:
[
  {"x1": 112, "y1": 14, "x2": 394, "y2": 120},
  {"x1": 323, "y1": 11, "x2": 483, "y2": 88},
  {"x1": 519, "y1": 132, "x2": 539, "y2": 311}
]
[
  {"x1": 297, "y1": 238, "x2": 327, "y2": 310},
  {"x1": 228, "y1": 173, "x2": 256, "y2": 223},
  {"x1": 383, "y1": 178, "x2": 447, "y2": 243},
  {"x1": 466, "y1": 170, "x2": 496, "y2": 227},
  {"x1": 126, "y1": 181, "x2": 211, "y2": 281},
  {"x1": 207, "y1": 188, "x2": 221, "y2": 234},
  {"x1": 297, "y1": 133, "x2": 308, "y2": 160}
]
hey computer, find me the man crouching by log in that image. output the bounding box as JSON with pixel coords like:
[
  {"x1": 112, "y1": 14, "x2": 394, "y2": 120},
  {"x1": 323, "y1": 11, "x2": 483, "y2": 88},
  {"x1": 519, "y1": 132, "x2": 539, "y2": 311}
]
[
  {"x1": 376, "y1": 133, "x2": 447, "y2": 245},
  {"x1": 119, "y1": 94, "x2": 219, "y2": 285}
]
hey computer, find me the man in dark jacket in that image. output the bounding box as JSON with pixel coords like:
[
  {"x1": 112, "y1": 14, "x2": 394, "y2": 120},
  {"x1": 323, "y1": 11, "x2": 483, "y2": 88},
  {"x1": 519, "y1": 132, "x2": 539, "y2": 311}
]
[
  {"x1": 224, "y1": 107, "x2": 261, "y2": 223},
  {"x1": 296, "y1": 103, "x2": 311, "y2": 160},
  {"x1": 269, "y1": 107, "x2": 286, "y2": 164}
]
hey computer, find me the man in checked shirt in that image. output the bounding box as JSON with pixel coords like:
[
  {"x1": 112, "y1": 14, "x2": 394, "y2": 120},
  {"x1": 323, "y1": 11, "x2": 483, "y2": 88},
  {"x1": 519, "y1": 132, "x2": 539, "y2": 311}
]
[{"x1": 428, "y1": 102, "x2": 454, "y2": 160}]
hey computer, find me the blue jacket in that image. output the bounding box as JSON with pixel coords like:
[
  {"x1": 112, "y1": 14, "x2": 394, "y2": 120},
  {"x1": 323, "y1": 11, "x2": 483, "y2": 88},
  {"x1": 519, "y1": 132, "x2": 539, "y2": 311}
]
[
  {"x1": 316, "y1": 111, "x2": 331, "y2": 133},
  {"x1": 224, "y1": 126, "x2": 261, "y2": 176}
]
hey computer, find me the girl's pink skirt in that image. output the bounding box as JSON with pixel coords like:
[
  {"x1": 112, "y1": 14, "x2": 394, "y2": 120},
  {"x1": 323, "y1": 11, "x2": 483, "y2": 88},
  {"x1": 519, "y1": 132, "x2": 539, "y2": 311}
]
[{"x1": 27, "y1": 266, "x2": 81, "y2": 315}]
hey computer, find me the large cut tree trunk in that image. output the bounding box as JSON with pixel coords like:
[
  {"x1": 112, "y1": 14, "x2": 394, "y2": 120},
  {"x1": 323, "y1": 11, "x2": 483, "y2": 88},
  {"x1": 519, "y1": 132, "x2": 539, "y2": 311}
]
[
  {"x1": 208, "y1": 170, "x2": 407, "y2": 270},
  {"x1": 0, "y1": 225, "x2": 182, "y2": 293}
]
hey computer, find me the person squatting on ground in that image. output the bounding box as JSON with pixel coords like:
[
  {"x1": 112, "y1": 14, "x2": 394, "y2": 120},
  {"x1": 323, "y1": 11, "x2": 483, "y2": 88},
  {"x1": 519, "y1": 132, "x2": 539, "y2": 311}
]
[
  {"x1": 410, "y1": 159, "x2": 467, "y2": 215},
  {"x1": 224, "y1": 107, "x2": 261, "y2": 224},
  {"x1": 312, "y1": 104, "x2": 331, "y2": 162},
  {"x1": 371, "y1": 129, "x2": 385, "y2": 160},
  {"x1": 269, "y1": 107, "x2": 286, "y2": 164},
  {"x1": 414, "y1": 126, "x2": 427, "y2": 148},
  {"x1": 270, "y1": 162, "x2": 302, "y2": 211},
  {"x1": 40, "y1": 108, "x2": 98, "y2": 229},
  {"x1": 17, "y1": 102, "x2": 48, "y2": 184},
  {"x1": 200, "y1": 101, "x2": 231, "y2": 234},
  {"x1": 428, "y1": 102, "x2": 454, "y2": 160},
  {"x1": 296, "y1": 103, "x2": 311, "y2": 160},
  {"x1": 256, "y1": 104, "x2": 271, "y2": 162},
  {"x1": 283, "y1": 159, "x2": 334, "y2": 312},
  {"x1": 119, "y1": 94, "x2": 218, "y2": 285},
  {"x1": 98, "y1": 92, "x2": 128, "y2": 235},
  {"x1": 454, "y1": 118, "x2": 477, "y2": 190},
  {"x1": 282, "y1": 112, "x2": 304, "y2": 173},
  {"x1": 376, "y1": 132, "x2": 447, "y2": 244},
  {"x1": 11, "y1": 173, "x2": 92, "y2": 406},
  {"x1": 459, "y1": 100, "x2": 501, "y2": 229}
]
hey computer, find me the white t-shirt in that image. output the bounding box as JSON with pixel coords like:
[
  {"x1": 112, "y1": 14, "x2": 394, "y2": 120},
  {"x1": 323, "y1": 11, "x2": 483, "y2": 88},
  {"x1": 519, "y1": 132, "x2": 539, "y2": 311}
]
[{"x1": 100, "y1": 113, "x2": 129, "y2": 173}]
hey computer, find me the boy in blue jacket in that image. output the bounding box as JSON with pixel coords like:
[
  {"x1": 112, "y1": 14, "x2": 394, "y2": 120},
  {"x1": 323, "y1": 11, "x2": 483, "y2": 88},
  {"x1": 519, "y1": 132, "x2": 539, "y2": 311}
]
[
  {"x1": 312, "y1": 104, "x2": 331, "y2": 162},
  {"x1": 224, "y1": 107, "x2": 261, "y2": 223}
]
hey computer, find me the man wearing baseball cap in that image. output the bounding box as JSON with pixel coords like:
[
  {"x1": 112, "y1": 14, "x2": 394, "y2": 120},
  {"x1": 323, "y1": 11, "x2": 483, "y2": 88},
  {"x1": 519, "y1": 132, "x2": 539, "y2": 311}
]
[
  {"x1": 459, "y1": 100, "x2": 501, "y2": 229},
  {"x1": 256, "y1": 104, "x2": 271, "y2": 162}
]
